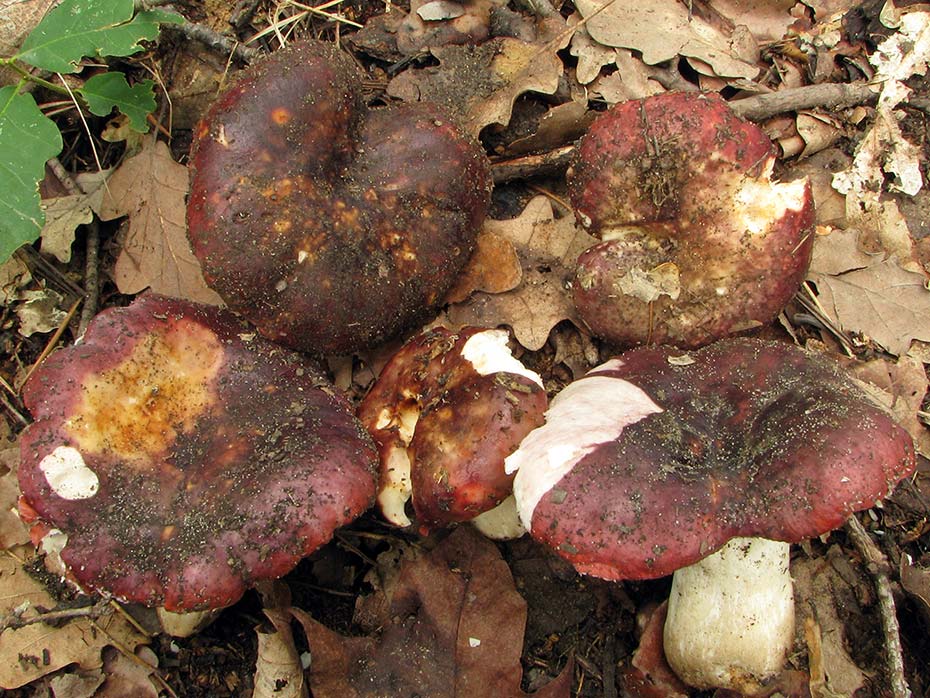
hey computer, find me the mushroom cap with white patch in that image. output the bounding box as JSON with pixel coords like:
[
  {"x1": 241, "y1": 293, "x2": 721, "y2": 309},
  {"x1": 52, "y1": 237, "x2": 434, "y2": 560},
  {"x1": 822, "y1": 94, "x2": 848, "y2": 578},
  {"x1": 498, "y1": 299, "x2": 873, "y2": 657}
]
[
  {"x1": 505, "y1": 338, "x2": 915, "y2": 580},
  {"x1": 18, "y1": 293, "x2": 379, "y2": 612},
  {"x1": 567, "y1": 92, "x2": 814, "y2": 349},
  {"x1": 358, "y1": 326, "x2": 547, "y2": 532}
]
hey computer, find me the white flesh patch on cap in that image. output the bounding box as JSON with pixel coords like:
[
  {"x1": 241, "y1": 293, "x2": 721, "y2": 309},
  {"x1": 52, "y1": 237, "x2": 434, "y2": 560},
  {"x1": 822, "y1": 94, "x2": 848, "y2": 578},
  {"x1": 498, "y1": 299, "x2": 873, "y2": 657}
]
[
  {"x1": 377, "y1": 405, "x2": 420, "y2": 527},
  {"x1": 39, "y1": 446, "x2": 99, "y2": 500},
  {"x1": 506, "y1": 361, "x2": 662, "y2": 530},
  {"x1": 461, "y1": 330, "x2": 543, "y2": 388},
  {"x1": 733, "y1": 158, "x2": 809, "y2": 236}
]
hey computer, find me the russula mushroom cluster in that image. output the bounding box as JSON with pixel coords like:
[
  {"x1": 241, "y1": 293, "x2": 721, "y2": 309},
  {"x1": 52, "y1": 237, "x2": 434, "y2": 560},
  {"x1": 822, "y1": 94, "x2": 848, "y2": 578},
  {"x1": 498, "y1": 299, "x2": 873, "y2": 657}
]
[
  {"x1": 504, "y1": 338, "x2": 915, "y2": 692},
  {"x1": 18, "y1": 294, "x2": 379, "y2": 614},
  {"x1": 357, "y1": 326, "x2": 546, "y2": 537},
  {"x1": 567, "y1": 92, "x2": 814, "y2": 348},
  {"x1": 187, "y1": 39, "x2": 492, "y2": 355}
]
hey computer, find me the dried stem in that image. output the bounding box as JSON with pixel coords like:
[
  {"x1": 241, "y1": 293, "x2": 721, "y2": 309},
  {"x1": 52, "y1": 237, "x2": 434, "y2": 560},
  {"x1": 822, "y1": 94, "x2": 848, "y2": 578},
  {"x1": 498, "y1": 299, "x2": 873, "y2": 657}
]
[
  {"x1": 166, "y1": 22, "x2": 261, "y2": 63},
  {"x1": 490, "y1": 82, "x2": 879, "y2": 184},
  {"x1": 845, "y1": 515, "x2": 911, "y2": 698},
  {"x1": 0, "y1": 597, "x2": 112, "y2": 633}
]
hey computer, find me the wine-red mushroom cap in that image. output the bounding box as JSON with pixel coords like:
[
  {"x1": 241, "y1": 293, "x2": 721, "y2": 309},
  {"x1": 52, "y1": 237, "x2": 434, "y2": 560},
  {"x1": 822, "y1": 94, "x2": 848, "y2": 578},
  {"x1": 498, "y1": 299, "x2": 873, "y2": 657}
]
[
  {"x1": 187, "y1": 40, "x2": 492, "y2": 355},
  {"x1": 567, "y1": 92, "x2": 814, "y2": 348},
  {"x1": 505, "y1": 338, "x2": 915, "y2": 580},
  {"x1": 357, "y1": 326, "x2": 547, "y2": 532},
  {"x1": 18, "y1": 294, "x2": 379, "y2": 612}
]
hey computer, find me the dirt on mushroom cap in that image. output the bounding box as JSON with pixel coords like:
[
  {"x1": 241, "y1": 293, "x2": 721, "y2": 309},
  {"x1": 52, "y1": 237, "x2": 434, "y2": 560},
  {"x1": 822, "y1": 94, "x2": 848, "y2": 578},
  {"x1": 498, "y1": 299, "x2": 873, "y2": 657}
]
[
  {"x1": 17, "y1": 293, "x2": 379, "y2": 612},
  {"x1": 186, "y1": 40, "x2": 492, "y2": 355},
  {"x1": 510, "y1": 338, "x2": 916, "y2": 580},
  {"x1": 567, "y1": 92, "x2": 814, "y2": 349}
]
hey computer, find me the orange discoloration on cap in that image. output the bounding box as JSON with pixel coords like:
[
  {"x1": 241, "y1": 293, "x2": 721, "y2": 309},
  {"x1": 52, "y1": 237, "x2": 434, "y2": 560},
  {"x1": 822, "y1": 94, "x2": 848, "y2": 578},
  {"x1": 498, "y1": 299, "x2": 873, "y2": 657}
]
[
  {"x1": 64, "y1": 319, "x2": 223, "y2": 465},
  {"x1": 271, "y1": 107, "x2": 292, "y2": 125}
]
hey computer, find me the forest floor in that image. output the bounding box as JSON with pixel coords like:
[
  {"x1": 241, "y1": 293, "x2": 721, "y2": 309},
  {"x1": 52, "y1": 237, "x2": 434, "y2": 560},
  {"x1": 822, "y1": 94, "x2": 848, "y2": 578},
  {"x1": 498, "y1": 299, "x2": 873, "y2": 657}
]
[{"x1": 0, "y1": 0, "x2": 929, "y2": 696}]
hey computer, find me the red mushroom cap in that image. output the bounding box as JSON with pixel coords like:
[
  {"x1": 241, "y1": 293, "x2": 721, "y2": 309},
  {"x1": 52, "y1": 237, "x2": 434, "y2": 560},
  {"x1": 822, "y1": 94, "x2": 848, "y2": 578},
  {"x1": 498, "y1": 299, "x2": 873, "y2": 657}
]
[
  {"x1": 187, "y1": 40, "x2": 492, "y2": 355},
  {"x1": 506, "y1": 338, "x2": 915, "y2": 580},
  {"x1": 357, "y1": 327, "x2": 547, "y2": 531},
  {"x1": 567, "y1": 92, "x2": 814, "y2": 348},
  {"x1": 18, "y1": 294, "x2": 378, "y2": 612}
]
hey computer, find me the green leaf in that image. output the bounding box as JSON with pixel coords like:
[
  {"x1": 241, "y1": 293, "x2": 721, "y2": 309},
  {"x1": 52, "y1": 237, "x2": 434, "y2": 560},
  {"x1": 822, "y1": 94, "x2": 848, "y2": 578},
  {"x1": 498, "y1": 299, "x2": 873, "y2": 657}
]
[
  {"x1": 0, "y1": 86, "x2": 63, "y2": 262},
  {"x1": 15, "y1": 0, "x2": 183, "y2": 73},
  {"x1": 79, "y1": 72, "x2": 154, "y2": 132}
]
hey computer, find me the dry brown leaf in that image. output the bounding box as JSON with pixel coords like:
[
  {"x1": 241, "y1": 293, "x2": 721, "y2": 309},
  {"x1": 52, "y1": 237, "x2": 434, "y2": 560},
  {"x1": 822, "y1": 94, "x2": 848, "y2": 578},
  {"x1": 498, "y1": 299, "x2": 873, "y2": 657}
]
[
  {"x1": 792, "y1": 556, "x2": 867, "y2": 697},
  {"x1": 0, "y1": 446, "x2": 30, "y2": 549},
  {"x1": 0, "y1": 255, "x2": 31, "y2": 304},
  {"x1": 48, "y1": 670, "x2": 105, "y2": 698},
  {"x1": 253, "y1": 609, "x2": 309, "y2": 698},
  {"x1": 448, "y1": 196, "x2": 597, "y2": 350},
  {"x1": 809, "y1": 257, "x2": 930, "y2": 356},
  {"x1": 0, "y1": 546, "x2": 148, "y2": 689},
  {"x1": 94, "y1": 646, "x2": 161, "y2": 698},
  {"x1": 397, "y1": 0, "x2": 502, "y2": 54},
  {"x1": 505, "y1": 100, "x2": 595, "y2": 156},
  {"x1": 574, "y1": 0, "x2": 760, "y2": 80},
  {"x1": 707, "y1": 0, "x2": 801, "y2": 42},
  {"x1": 589, "y1": 49, "x2": 666, "y2": 104},
  {"x1": 567, "y1": 13, "x2": 617, "y2": 84},
  {"x1": 15, "y1": 288, "x2": 68, "y2": 337},
  {"x1": 851, "y1": 354, "x2": 930, "y2": 458},
  {"x1": 445, "y1": 230, "x2": 522, "y2": 303},
  {"x1": 387, "y1": 37, "x2": 564, "y2": 137},
  {"x1": 298, "y1": 527, "x2": 572, "y2": 698},
  {"x1": 899, "y1": 557, "x2": 930, "y2": 627},
  {"x1": 98, "y1": 140, "x2": 223, "y2": 306},
  {"x1": 37, "y1": 169, "x2": 111, "y2": 264},
  {"x1": 791, "y1": 150, "x2": 851, "y2": 228}
]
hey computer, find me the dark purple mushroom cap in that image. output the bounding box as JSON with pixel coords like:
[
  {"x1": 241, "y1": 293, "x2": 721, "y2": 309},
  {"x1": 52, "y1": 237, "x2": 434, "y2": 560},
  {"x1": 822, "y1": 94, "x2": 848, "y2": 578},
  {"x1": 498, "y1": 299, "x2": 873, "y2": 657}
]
[
  {"x1": 18, "y1": 294, "x2": 378, "y2": 612},
  {"x1": 567, "y1": 92, "x2": 814, "y2": 349},
  {"x1": 187, "y1": 40, "x2": 492, "y2": 355},
  {"x1": 357, "y1": 327, "x2": 547, "y2": 531},
  {"x1": 506, "y1": 338, "x2": 915, "y2": 580}
]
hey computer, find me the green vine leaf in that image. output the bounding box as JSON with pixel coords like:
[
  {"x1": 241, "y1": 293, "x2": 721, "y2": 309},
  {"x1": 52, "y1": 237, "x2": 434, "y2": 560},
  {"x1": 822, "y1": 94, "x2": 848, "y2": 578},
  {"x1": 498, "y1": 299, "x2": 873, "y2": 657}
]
[
  {"x1": 14, "y1": 0, "x2": 183, "y2": 73},
  {"x1": 79, "y1": 73, "x2": 155, "y2": 132},
  {"x1": 0, "y1": 86, "x2": 63, "y2": 261}
]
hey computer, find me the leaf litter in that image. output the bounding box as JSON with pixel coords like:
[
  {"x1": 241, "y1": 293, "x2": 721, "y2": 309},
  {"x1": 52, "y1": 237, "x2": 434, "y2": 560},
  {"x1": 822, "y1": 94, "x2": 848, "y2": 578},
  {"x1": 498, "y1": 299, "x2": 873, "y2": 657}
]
[{"x1": 1, "y1": 0, "x2": 929, "y2": 696}]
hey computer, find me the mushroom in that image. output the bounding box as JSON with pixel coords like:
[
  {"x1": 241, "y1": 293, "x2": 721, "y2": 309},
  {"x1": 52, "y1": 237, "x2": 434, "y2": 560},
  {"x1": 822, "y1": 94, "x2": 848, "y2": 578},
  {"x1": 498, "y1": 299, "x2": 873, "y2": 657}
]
[
  {"x1": 567, "y1": 92, "x2": 814, "y2": 348},
  {"x1": 503, "y1": 338, "x2": 915, "y2": 692},
  {"x1": 357, "y1": 326, "x2": 547, "y2": 537},
  {"x1": 187, "y1": 40, "x2": 492, "y2": 355},
  {"x1": 18, "y1": 294, "x2": 379, "y2": 626}
]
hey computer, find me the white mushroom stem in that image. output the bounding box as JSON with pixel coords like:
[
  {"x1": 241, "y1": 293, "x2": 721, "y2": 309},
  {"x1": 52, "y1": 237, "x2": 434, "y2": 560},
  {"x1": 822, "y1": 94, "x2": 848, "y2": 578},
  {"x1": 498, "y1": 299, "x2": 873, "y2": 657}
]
[
  {"x1": 662, "y1": 536, "x2": 795, "y2": 693},
  {"x1": 157, "y1": 607, "x2": 222, "y2": 637},
  {"x1": 470, "y1": 495, "x2": 526, "y2": 540}
]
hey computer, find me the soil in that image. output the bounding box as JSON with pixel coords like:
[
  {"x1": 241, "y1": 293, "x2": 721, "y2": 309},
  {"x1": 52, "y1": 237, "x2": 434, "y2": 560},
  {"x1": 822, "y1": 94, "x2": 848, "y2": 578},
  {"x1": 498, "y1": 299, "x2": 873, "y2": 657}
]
[{"x1": 2, "y1": 0, "x2": 929, "y2": 697}]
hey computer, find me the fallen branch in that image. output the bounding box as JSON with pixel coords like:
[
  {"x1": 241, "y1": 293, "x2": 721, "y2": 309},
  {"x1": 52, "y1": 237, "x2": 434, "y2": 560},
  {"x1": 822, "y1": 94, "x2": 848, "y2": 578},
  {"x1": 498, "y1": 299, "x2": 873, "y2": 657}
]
[
  {"x1": 490, "y1": 82, "x2": 878, "y2": 183},
  {"x1": 166, "y1": 22, "x2": 260, "y2": 63},
  {"x1": 0, "y1": 596, "x2": 112, "y2": 633},
  {"x1": 845, "y1": 515, "x2": 912, "y2": 698}
]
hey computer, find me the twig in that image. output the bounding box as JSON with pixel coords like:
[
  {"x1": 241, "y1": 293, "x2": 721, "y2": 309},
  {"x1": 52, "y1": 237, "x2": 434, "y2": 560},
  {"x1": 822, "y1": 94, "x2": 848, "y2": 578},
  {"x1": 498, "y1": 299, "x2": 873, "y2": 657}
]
[
  {"x1": 489, "y1": 82, "x2": 879, "y2": 183},
  {"x1": 167, "y1": 22, "x2": 261, "y2": 63},
  {"x1": 231, "y1": 0, "x2": 264, "y2": 31},
  {"x1": 78, "y1": 219, "x2": 101, "y2": 336},
  {"x1": 491, "y1": 144, "x2": 575, "y2": 184},
  {"x1": 0, "y1": 597, "x2": 112, "y2": 633},
  {"x1": 0, "y1": 392, "x2": 29, "y2": 427},
  {"x1": 845, "y1": 515, "x2": 911, "y2": 698},
  {"x1": 729, "y1": 82, "x2": 878, "y2": 121},
  {"x1": 20, "y1": 296, "x2": 82, "y2": 388}
]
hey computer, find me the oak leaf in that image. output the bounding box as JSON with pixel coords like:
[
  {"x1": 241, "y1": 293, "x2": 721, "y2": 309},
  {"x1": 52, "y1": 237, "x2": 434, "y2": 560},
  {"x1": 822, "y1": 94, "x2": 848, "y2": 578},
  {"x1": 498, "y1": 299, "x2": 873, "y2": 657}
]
[
  {"x1": 448, "y1": 196, "x2": 596, "y2": 350},
  {"x1": 98, "y1": 140, "x2": 222, "y2": 305},
  {"x1": 301, "y1": 527, "x2": 572, "y2": 698}
]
